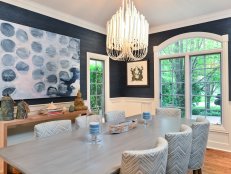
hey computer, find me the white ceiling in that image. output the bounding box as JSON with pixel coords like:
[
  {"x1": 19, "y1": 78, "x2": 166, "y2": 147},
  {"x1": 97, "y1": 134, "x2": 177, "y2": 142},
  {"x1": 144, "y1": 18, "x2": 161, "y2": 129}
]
[{"x1": 4, "y1": 0, "x2": 231, "y2": 33}]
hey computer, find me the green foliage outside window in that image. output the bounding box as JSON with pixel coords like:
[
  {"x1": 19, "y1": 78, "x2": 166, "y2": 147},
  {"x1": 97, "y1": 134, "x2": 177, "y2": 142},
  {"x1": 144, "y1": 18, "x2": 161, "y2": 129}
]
[
  {"x1": 160, "y1": 58, "x2": 185, "y2": 117},
  {"x1": 191, "y1": 54, "x2": 221, "y2": 118},
  {"x1": 160, "y1": 38, "x2": 222, "y2": 56},
  {"x1": 160, "y1": 38, "x2": 222, "y2": 123},
  {"x1": 90, "y1": 60, "x2": 104, "y2": 115}
]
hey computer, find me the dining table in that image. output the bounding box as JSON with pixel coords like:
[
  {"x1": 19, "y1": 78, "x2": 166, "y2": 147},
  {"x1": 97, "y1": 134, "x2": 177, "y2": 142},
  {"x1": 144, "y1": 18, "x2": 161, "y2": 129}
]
[{"x1": 0, "y1": 115, "x2": 193, "y2": 174}]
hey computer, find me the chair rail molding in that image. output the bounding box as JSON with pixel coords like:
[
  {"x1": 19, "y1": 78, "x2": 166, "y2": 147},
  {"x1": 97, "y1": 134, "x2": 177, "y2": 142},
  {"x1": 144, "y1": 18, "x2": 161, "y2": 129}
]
[{"x1": 107, "y1": 97, "x2": 156, "y2": 117}]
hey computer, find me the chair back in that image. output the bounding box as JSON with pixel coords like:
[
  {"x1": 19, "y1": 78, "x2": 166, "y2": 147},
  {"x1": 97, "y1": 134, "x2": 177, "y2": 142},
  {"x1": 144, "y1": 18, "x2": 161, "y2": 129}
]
[
  {"x1": 120, "y1": 137, "x2": 168, "y2": 174},
  {"x1": 105, "y1": 110, "x2": 125, "y2": 124},
  {"x1": 34, "y1": 120, "x2": 72, "y2": 138},
  {"x1": 188, "y1": 117, "x2": 210, "y2": 170},
  {"x1": 165, "y1": 124, "x2": 192, "y2": 174},
  {"x1": 75, "y1": 115, "x2": 101, "y2": 128},
  {"x1": 156, "y1": 107, "x2": 181, "y2": 118}
]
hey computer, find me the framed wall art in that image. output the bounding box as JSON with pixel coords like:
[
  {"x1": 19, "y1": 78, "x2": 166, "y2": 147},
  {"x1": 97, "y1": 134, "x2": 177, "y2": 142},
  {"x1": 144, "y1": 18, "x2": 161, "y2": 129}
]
[
  {"x1": 127, "y1": 60, "x2": 149, "y2": 87},
  {"x1": 0, "y1": 19, "x2": 80, "y2": 99}
]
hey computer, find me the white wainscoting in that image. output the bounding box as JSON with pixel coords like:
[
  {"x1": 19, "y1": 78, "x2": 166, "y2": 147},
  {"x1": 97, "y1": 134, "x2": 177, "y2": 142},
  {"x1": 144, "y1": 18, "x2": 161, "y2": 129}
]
[{"x1": 107, "y1": 97, "x2": 156, "y2": 117}]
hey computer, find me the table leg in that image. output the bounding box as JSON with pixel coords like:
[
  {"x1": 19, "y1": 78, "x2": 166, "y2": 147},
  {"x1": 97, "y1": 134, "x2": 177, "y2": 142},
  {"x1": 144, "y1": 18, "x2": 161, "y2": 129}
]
[{"x1": 0, "y1": 123, "x2": 7, "y2": 174}]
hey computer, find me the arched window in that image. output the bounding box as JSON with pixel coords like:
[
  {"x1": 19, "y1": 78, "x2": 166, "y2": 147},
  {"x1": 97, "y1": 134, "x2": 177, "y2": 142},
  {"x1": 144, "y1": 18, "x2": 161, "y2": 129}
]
[
  {"x1": 154, "y1": 32, "x2": 228, "y2": 126},
  {"x1": 160, "y1": 37, "x2": 222, "y2": 56}
]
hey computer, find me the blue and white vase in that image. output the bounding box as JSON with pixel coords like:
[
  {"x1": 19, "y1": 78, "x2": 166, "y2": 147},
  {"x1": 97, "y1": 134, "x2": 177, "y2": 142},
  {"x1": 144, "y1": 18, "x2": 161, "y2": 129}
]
[
  {"x1": 143, "y1": 112, "x2": 151, "y2": 125},
  {"x1": 143, "y1": 112, "x2": 151, "y2": 120},
  {"x1": 89, "y1": 122, "x2": 100, "y2": 135}
]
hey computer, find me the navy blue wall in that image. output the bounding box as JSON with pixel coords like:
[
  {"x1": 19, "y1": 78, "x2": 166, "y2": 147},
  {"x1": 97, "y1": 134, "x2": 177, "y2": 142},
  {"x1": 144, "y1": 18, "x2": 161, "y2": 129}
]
[
  {"x1": 0, "y1": 2, "x2": 124, "y2": 104},
  {"x1": 2, "y1": 2, "x2": 231, "y2": 102},
  {"x1": 122, "y1": 18, "x2": 231, "y2": 100}
]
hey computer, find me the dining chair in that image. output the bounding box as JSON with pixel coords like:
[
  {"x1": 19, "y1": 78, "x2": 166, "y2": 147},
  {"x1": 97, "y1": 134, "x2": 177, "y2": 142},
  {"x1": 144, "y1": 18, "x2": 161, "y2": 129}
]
[
  {"x1": 156, "y1": 107, "x2": 181, "y2": 118},
  {"x1": 188, "y1": 117, "x2": 210, "y2": 174},
  {"x1": 105, "y1": 110, "x2": 126, "y2": 124},
  {"x1": 34, "y1": 120, "x2": 72, "y2": 138},
  {"x1": 119, "y1": 137, "x2": 168, "y2": 174},
  {"x1": 75, "y1": 115, "x2": 101, "y2": 128},
  {"x1": 165, "y1": 124, "x2": 192, "y2": 174}
]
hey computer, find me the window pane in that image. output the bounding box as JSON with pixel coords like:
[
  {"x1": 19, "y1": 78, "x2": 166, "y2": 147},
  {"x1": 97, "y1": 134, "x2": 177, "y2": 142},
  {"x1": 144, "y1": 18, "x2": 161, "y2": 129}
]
[
  {"x1": 161, "y1": 95, "x2": 173, "y2": 107},
  {"x1": 173, "y1": 83, "x2": 185, "y2": 95},
  {"x1": 90, "y1": 59, "x2": 105, "y2": 116},
  {"x1": 191, "y1": 56, "x2": 204, "y2": 69},
  {"x1": 173, "y1": 71, "x2": 185, "y2": 82},
  {"x1": 161, "y1": 59, "x2": 173, "y2": 71},
  {"x1": 173, "y1": 96, "x2": 185, "y2": 107},
  {"x1": 96, "y1": 61, "x2": 103, "y2": 72},
  {"x1": 205, "y1": 54, "x2": 220, "y2": 69},
  {"x1": 192, "y1": 108, "x2": 206, "y2": 116},
  {"x1": 90, "y1": 72, "x2": 96, "y2": 82},
  {"x1": 90, "y1": 60, "x2": 96, "y2": 71},
  {"x1": 207, "y1": 109, "x2": 221, "y2": 116},
  {"x1": 192, "y1": 69, "x2": 205, "y2": 82},
  {"x1": 161, "y1": 71, "x2": 172, "y2": 83},
  {"x1": 205, "y1": 96, "x2": 220, "y2": 110},
  {"x1": 204, "y1": 82, "x2": 220, "y2": 96},
  {"x1": 192, "y1": 82, "x2": 205, "y2": 95},
  {"x1": 161, "y1": 83, "x2": 172, "y2": 95},
  {"x1": 205, "y1": 68, "x2": 220, "y2": 82},
  {"x1": 204, "y1": 38, "x2": 222, "y2": 50},
  {"x1": 96, "y1": 73, "x2": 103, "y2": 83},
  {"x1": 159, "y1": 38, "x2": 222, "y2": 56},
  {"x1": 192, "y1": 96, "x2": 205, "y2": 108},
  {"x1": 172, "y1": 58, "x2": 184, "y2": 70},
  {"x1": 90, "y1": 84, "x2": 96, "y2": 95},
  {"x1": 191, "y1": 53, "x2": 221, "y2": 124},
  {"x1": 160, "y1": 57, "x2": 185, "y2": 118},
  {"x1": 90, "y1": 96, "x2": 97, "y2": 108},
  {"x1": 97, "y1": 84, "x2": 103, "y2": 95},
  {"x1": 96, "y1": 96, "x2": 102, "y2": 107}
]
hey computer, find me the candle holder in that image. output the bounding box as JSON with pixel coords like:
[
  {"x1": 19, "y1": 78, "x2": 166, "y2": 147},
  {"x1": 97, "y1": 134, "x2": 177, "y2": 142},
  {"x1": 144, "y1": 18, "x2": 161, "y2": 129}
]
[
  {"x1": 142, "y1": 112, "x2": 151, "y2": 125},
  {"x1": 89, "y1": 122, "x2": 101, "y2": 143}
]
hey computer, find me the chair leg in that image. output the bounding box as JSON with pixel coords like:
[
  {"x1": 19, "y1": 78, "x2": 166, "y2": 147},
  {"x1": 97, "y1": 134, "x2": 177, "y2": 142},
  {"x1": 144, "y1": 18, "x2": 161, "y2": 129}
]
[
  {"x1": 192, "y1": 169, "x2": 202, "y2": 174},
  {"x1": 193, "y1": 170, "x2": 197, "y2": 174}
]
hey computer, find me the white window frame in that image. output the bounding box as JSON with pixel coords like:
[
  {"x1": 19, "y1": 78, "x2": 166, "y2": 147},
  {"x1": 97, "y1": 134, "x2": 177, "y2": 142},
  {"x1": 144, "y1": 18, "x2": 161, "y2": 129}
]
[
  {"x1": 87, "y1": 52, "x2": 110, "y2": 113},
  {"x1": 154, "y1": 32, "x2": 229, "y2": 132}
]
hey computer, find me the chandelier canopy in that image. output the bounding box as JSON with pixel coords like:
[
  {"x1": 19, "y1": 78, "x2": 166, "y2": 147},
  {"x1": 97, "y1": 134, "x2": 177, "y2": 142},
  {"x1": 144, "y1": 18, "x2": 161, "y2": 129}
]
[{"x1": 106, "y1": 0, "x2": 149, "y2": 61}]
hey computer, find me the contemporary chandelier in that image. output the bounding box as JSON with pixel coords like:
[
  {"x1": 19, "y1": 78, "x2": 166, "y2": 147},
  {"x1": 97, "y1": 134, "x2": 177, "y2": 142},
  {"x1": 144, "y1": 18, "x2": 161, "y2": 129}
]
[{"x1": 106, "y1": 0, "x2": 149, "y2": 61}]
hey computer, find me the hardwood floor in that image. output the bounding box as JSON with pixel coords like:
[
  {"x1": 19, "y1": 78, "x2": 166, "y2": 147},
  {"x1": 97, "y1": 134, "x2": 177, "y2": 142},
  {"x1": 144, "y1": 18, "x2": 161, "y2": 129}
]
[
  {"x1": 7, "y1": 148, "x2": 231, "y2": 174},
  {"x1": 188, "y1": 148, "x2": 231, "y2": 174}
]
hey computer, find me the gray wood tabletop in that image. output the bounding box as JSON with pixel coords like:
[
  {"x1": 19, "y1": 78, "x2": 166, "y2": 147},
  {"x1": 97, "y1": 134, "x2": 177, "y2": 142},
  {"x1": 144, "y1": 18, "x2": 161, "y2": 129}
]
[{"x1": 0, "y1": 115, "x2": 193, "y2": 174}]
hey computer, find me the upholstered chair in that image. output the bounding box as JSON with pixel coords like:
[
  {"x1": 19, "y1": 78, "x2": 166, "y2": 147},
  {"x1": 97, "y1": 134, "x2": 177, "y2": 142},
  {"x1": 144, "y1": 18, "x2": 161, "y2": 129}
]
[
  {"x1": 156, "y1": 107, "x2": 181, "y2": 118},
  {"x1": 75, "y1": 115, "x2": 101, "y2": 128},
  {"x1": 119, "y1": 137, "x2": 168, "y2": 174},
  {"x1": 165, "y1": 124, "x2": 192, "y2": 174},
  {"x1": 105, "y1": 110, "x2": 126, "y2": 124},
  {"x1": 188, "y1": 117, "x2": 210, "y2": 174},
  {"x1": 34, "y1": 120, "x2": 72, "y2": 138}
]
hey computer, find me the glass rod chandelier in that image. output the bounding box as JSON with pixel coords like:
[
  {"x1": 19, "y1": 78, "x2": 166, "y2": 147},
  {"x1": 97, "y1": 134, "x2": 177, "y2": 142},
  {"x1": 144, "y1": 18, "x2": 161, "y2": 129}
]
[{"x1": 106, "y1": 0, "x2": 149, "y2": 61}]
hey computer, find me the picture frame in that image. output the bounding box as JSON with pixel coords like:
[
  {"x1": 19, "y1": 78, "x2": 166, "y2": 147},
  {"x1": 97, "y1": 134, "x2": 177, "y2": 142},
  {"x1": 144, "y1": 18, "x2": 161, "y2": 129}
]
[{"x1": 127, "y1": 60, "x2": 149, "y2": 86}]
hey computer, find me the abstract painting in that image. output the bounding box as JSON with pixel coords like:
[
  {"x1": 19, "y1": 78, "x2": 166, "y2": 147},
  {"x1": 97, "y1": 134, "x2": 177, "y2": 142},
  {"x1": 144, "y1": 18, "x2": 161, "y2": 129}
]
[
  {"x1": 0, "y1": 19, "x2": 80, "y2": 99},
  {"x1": 127, "y1": 60, "x2": 149, "y2": 86}
]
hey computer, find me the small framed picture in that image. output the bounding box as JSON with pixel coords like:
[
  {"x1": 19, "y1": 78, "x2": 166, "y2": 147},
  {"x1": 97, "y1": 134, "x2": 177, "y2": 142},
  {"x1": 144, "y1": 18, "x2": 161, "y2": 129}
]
[{"x1": 127, "y1": 60, "x2": 149, "y2": 86}]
